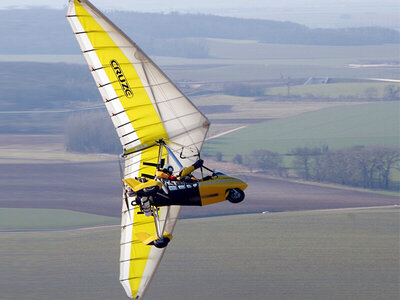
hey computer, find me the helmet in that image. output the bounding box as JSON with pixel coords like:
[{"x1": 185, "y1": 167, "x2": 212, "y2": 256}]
[{"x1": 164, "y1": 165, "x2": 174, "y2": 175}]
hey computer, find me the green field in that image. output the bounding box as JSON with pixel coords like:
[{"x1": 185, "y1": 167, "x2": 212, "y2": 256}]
[
  {"x1": 205, "y1": 101, "x2": 400, "y2": 155},
  {"x1": 0, "y1": 208, "x2": 118, "y2": 232},
  {"x1": 0, "y1": 208, "x2": 398, "y2": 299},
  {"x1": 267, "y1": 82, "x2": 400, "y2": 99}
]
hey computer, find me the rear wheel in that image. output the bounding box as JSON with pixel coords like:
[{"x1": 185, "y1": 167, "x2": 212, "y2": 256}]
[{"x1": 227, "y1": 188, "x2": 245, "y2": 203}]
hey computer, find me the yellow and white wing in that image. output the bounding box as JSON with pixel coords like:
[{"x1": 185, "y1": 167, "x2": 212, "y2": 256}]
[{"x1": 66, "y1": 0, "x2": 209, "y2": 298}]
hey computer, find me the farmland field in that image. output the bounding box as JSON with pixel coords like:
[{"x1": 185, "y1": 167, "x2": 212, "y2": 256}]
[
  {"x1": 266, "y1": 82, "x2": 400, "y2": 99},
  {"x1": 193, "y1": 95, "x2": 360, "y2": 123},
  {"x1": 204, "y1": 101, "x2": 400, "y2": 155},
  {"x1": 0, "y1": 208, "x2": 398, "y2": 300},
  {"x1": 1, "y1": 12, "x2": 399, "y2": 300},
  {"x1": 0, "y1": 134, "x2": 117, "y2": 164},
  {"x1": 1, "y1": 129, "x2": 398, "y2": 220},
  {"x1": 206, "y1": 39, "x2": 400, "y2": 61},
  {"x1": 165, "y1": 40, "x2": 400, "y2": 81},
  {"x1": 2, "y1": 41, "x2": 399, "y2": 82},
  {"x1": 0, "y1": 208, "x2": 118, "y2": 232},
  {"x1": 0, "y1": 159, "x2": 398, "y2": 219}
]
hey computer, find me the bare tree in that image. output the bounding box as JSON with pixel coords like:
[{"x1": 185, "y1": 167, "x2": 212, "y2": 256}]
[
  {"x1": 310, "y1": 146, "x2": 400, "y2": 190},
  {"x1": 245, "y1": 150, "x2": 285, "y2": 176},
  {"x1": 65, "y1": 111, "x2": 120, "y2": 154},
  {"x1": 375, "y1": 147, "x2": 400, "y2": 189},
  {"x1": 384, "y1": 85, "x2": 400, "y2": 100},
  {"x1": 351, "y1": 147, "x2": 381, "y2": 188},
  {"x1": 364, "y1": 87, "x2": 378, "y2": 99},
  {"x1": 232, "y1": 154, "x2": 243, "y2": 165},
  {"x1": 291, "y1": 147, "x2": 322, "y2": 181},
  {"x1": 215, "y1": 152, "x2": 223, "y2": 162}
]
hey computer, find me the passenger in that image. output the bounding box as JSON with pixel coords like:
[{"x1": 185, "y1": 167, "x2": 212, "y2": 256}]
[{"x1": 178, "y1": 159, "x2": 203, "y2": 182}]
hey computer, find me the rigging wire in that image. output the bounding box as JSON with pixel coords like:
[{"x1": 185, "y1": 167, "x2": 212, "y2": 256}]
[{"x1": 119, "y1": 156, "x2": 132, "y2": 221}]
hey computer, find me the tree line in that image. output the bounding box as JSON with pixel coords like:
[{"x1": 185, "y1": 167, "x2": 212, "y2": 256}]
[
  {"x1": 64, "y1": 112, "x2": 400, "y2": 191},
  {"x1": 65, "y1": 111, "x2": 121, "y2": 154},
  {"x1": 231, "y1": 146, "x2": 400, "y2": 191},
  {"x1": 221, "y1": 81, "x2": 400, "y2": 100},
  {"x1": 2, "y1": 9, "x2": 400, "y2": 56},
  {"x1": 0, "y1": 62, "x2": 100, "y2": 110}
]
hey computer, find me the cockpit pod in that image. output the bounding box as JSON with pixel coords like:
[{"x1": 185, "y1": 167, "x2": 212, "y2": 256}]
[{"x1": 124, "y1": 161, "x2": 247, "y2": 208}]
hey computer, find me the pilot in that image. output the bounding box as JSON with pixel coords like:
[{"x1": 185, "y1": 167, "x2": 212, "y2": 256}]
[
  {"x1": 156, "y1": 165, "x2": 177, "y2": 180},
  {"x1": 155, "y1": 159, "x2": 204, "y2": 182}
]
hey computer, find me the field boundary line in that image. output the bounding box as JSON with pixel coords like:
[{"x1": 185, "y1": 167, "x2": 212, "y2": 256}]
[
  {"x1": 206, "y1": 126, "x2": 247, "y2": 140},
  {"x1": 287, "y1": 205, "x2": 399, "y2": 214},
  {"x1": 2, "y1": 205, "x2": 399, "y2": 234},
  {"x1": 241, "y1": 173, "x2": 400, "y2": 197},
  {"x1": 0, "y1": 224, "x2": 120, "y2": 235}
]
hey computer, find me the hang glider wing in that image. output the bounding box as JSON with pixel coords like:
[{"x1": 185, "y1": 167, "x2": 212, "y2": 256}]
[{"x1": 66, "y1": 0, "x2": 209, "y2": 298}]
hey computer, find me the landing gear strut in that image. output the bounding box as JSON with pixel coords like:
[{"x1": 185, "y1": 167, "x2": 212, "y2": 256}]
[{"x1": 140, "y1": 196, "x2": 152, "y2": 217}]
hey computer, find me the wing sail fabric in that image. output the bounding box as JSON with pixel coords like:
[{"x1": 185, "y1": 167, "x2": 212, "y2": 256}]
[
  {"x1": 67, "y1": 0, "x2": 209, "y2": 299},
  {"x1": 67, "y1": 0, "x2": 209, "y2": 155},
  {"x1": 135, "y1": 57, "x2": 210, "y2": 157},
  {"x1": 67, "y1": 0, "x2": 168, "y2": 154}
]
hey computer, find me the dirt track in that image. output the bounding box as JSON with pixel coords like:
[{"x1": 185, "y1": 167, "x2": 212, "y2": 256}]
[{"x1": 0, "y1": 162, "x2": 398, "y2": 218}]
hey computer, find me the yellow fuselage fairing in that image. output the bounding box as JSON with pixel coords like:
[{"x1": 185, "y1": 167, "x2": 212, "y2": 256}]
[
  {"x1": 199, "y1": 175, "x2": 247, "y2": 205},
  {"x1": 152, "y1": 175, "x2": 247, "y2": 207}
]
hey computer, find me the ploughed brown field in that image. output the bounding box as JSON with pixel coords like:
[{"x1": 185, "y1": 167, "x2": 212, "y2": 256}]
[{"x1": 0, "y1": 162, "x2": 397, "y2": 218}]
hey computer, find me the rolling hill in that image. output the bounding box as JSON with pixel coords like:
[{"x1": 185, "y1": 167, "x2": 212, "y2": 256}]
[{"x1": 1, "y1": 9, "x2": 399, "y2": 57}]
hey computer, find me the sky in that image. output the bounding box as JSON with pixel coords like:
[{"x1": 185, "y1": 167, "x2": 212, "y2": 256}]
[{"x1": 1, "y1": 0, "x2": 399, "y2": 29}]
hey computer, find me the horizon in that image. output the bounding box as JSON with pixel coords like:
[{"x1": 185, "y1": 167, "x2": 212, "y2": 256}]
[{"x1": 2, "y1": 0, "x2": 400, "y2": 29}]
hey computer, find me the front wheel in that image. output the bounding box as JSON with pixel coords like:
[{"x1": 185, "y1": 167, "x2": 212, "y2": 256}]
[
  {"x1": 227, "y1": 188, "x2": 245, "y2": 203},
  {"x1": 153, "y1": 236, "x2": 170, "y2": 248}
]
